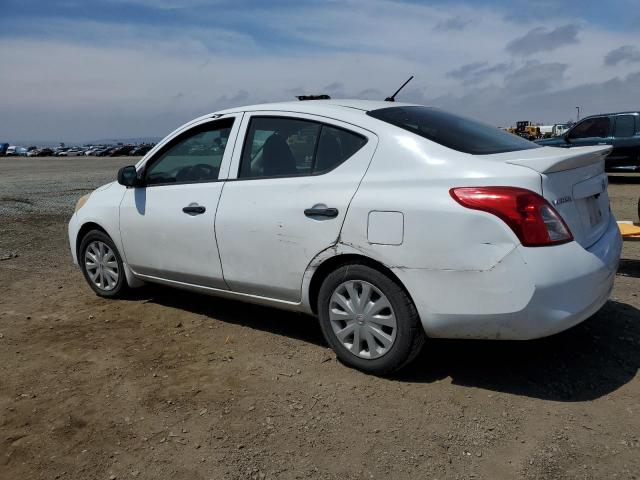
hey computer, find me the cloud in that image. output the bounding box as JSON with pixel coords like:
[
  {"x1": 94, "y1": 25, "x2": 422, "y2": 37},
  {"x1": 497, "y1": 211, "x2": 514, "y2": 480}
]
[
  {"x1": 604, "y1": 45, "x2": 640, "y2": 66},
  {"x1": 433, "y1": 16, "x2": 471, "y2": 31},
  {"x1": 447, "y1": 62, "x2": 488, "y2": 80},
  {"x1": 506, "y1": 24, "x2": 579, "y2": 55},
  {"x1": 0, "y1": 0, "x2": 639, "y2": 142},
  {"x1": 356, "y1": 88, "x2": 384, "y2": 99},
  {"x1": 324, "y1": 82, "x2": 346, "y2": 96},
  {"x1": 428, "y1": 70, "x2": 640, "y2": 126},
  {"x1": 215, "y1": 90, "x2": 250, "y2": 109},
  {"x1": 447, "y1": 62, "x2": 512, "y2": 85},
  {"x1": 504, "y1": 61, "x2": 568, "y2": 94},
  {"x1": 105, "y1": 0, "x2": 224, "y2": 9}
]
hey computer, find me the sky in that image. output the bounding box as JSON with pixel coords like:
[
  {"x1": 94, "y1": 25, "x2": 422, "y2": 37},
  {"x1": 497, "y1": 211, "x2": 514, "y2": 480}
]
[{"x1": 1, "y1": 0, "x2": 639, "y2": 143}]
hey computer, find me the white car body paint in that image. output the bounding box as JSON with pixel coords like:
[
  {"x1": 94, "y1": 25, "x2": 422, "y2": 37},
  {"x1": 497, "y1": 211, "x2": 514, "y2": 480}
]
[
  {"x1": 215, "y1": 110, "x2": 378, "y2": 302},
  {"x1": 118, "y1": 114, "x2": 244, "y2": 289},
  {"x1": 367, "y1": 211, "x2": 404, "y2": 245},
  {"x1": 69, "y1": 99, "x2": 622, "y2": 340}
]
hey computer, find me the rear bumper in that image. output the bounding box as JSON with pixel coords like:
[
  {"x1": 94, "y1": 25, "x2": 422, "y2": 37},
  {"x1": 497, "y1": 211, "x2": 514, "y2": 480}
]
[{"x1": 397, "y1": 215, "x2": 622, "y2": 340}]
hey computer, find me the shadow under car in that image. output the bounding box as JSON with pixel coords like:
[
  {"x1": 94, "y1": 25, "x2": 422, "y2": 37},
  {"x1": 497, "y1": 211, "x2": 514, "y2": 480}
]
[{"x1": 135, "y1": 285, "x2": 639, "y2": 402}]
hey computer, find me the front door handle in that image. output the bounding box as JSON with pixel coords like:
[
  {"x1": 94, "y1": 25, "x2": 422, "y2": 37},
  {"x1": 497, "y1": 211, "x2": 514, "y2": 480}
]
[
  {"x1": 304, "y1": 206, "x2": 339, "y2": 218},
  {"x1": 182, "y1": 204, "x2": 206, "y2": 215}
]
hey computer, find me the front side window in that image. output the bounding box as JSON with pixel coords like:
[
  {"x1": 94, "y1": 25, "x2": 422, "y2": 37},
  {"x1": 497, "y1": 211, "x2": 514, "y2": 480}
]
[
  {"x1": 145, "y1": 118, "x2": 234, "y2": 186},
  {"x1": 367, "y1": 106, "x2": 539, "y2": 155},
  {"x1": 569, "y1": 117, "x2": 611, "y2": 139},
  {"x1": 238, "y1": 117, "x2": 367, "y2": 178},
  {"x1": 614, "y1": 115, "x2": 636, "y2": 137}
]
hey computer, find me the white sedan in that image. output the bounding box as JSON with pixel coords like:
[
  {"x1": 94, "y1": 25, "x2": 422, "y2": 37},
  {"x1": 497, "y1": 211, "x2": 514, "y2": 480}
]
[{"x1": 68, "y1": 99, "x2": 622, "y2": 374}]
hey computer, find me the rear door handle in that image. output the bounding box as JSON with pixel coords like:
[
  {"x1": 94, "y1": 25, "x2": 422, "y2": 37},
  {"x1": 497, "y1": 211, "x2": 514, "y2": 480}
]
[
  {"x1": 183, "y1": 204, "x2": 206, "y2": 215},
  {"x1": 304, "y1": 206, "x2": 339, "y2": 218}
]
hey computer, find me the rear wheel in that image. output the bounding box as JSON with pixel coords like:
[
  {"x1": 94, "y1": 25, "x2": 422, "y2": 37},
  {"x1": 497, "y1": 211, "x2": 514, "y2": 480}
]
[
  {"x1": 317, "y1": 263, "x2": 425, "y2": 375},
  {"x1": 79, "y1": 230, "x2": 128, "y2": 298}
]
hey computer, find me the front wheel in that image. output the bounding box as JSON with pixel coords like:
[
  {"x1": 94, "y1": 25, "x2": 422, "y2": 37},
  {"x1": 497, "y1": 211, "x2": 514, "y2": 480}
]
[
  {"x1": 317, "y1": 263, "x2": 425, "y2": 375},
  {"x1": 79, "y1": 230, "x2": 128, "y2": 298}
]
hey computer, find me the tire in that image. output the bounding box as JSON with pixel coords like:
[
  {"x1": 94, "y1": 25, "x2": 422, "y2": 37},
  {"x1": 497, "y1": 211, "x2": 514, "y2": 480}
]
[
  {"x1": 78, "y1": 230, "x2": 129, "y2": 298},
  {"x1": 317, "y1": 263, "x2": 425, "y2": 375}
]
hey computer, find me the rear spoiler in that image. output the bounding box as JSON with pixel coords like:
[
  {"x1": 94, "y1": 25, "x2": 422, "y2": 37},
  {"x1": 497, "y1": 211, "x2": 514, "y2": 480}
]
[{"x1": 506, "y1": 145, "x2": 612, "y2": 174}]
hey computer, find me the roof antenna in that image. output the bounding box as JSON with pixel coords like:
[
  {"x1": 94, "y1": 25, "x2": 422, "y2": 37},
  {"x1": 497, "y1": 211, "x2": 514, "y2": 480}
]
[{"x1": 385, "y1": 75, "x2": 414, "y2": 102}]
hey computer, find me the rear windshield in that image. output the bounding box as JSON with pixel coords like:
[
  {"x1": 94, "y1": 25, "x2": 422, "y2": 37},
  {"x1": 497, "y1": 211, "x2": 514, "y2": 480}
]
[{"x1": 367, "y1": 106, "x2": 540, "y2": 155}]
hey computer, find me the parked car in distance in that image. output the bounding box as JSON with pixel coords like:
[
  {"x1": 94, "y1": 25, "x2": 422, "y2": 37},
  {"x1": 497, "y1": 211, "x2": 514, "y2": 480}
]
[
  {"x1": 536, "y1": 111, "x2": 640, "y2": 171},
  {"x1": 92, "y1": 147, "x2": 111, "y2": 157},
  {"x1": 109, "y1": 145, "x2": 135, "y2": 156},
  {"x1": 69, "y1": 99, "x2": 622, "y2": 374},
  {"x1": 7, "y1": 146, "x2": 28, "y2": 156},
  {"x1": 6, "y1": 145, "x2": 28, "y2": 156},
  {"x1": 57, "y1": 149, "x2": 80, "y2": 156},
  {"x1": 25, "y1": 146, "x2": 46, "y2": 157},
  {"x1": 129, "y1": 144, "x2": 154, "y2": 156},
  {"x1": 0, "y1": 143, "x2": 9, "y2": 156},
  {"x1": 84, "y1": 147, "x2": 101, "y2": 156},
  {"x1": 37, "y1": 148, "x2": 54, "y2": 156}
]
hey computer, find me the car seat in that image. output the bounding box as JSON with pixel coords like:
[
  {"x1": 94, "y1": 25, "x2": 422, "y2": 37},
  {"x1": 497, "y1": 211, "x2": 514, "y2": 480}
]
[
  {"x1": 315, "y1": 131, "x2": 342, "y2": 172},
  {"x1": 263, "y1": 134, "x2": 297, "y2": 176}
]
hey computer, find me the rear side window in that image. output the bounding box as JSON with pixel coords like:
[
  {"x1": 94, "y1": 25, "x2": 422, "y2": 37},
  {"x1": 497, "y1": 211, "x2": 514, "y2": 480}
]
[
  {"x1": 239, "y1": 117, "x2": 367, "y2": 178},
  {"x1": 614, "y1": 115, "x2": 636, "y2": 137},
  {"x1": 367, "y1": 106, "x2": 539, "y2": 155},
  {"x1": 315, "y1": 125, "x2": 368, "y2": 173}
]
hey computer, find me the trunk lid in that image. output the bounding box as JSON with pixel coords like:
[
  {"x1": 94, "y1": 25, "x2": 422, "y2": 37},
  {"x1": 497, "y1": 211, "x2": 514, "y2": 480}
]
[{"x1": 491, "y1": 146, "x2": 612, "y2": 248}]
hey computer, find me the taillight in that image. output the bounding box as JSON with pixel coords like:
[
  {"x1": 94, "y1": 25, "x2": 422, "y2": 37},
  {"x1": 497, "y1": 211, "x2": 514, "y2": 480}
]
[{"x1": 449, "y1": 186, "x2": 573, "y2": 247}]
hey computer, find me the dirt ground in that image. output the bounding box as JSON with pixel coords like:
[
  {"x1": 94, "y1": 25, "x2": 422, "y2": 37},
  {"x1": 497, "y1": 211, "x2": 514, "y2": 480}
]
[{"x1": 1, "y1": 157, "x2": 639, "y2": 480}]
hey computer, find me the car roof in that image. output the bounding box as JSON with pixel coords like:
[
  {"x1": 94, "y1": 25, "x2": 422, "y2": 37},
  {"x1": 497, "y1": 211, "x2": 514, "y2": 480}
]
[
  {"x1": 581, "y1": 111, "x2": 640, "y2": 119},
  {"x1": 214, "y1": 98, "x2": 422, "y2": 116}
]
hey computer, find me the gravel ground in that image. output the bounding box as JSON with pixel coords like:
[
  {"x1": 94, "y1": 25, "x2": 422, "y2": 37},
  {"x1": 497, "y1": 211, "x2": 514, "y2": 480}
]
[
  {"x1": 0, "y1": 156, "x2": 139, "y2": 218},
  {"x1": 0, "y1": 157, "x2": 639, "y2": 480}
]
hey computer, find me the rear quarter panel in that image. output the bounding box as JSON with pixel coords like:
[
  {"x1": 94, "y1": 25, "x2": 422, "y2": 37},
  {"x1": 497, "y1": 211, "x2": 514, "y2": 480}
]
[{"x1": 339, "y1": 130, "x2": 543, "y2": 271}]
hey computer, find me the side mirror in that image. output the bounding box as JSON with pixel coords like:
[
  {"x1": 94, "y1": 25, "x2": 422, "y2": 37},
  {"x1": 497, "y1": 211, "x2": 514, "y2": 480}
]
[
  {"x1": 563, "y1": 133, "x2": 571, "y2": 143},
  {"x1": 117, "y1": 165, "x2": 140, "y2": 187}
]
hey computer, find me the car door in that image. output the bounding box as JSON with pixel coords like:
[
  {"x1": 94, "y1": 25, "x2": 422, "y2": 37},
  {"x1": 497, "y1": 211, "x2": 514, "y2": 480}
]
[
  {"x1": 566, "y1": 116, "x2": 613, "y2": 148},
  {"x1": 215, "y1": 112, "x2": 377, "y2": 302},
  {"x1": 119, "y1": 115, "x2": 242, "y2": 288},
  {"x1": 608, "y1": 114, "x2": 639, "y2": 170}
]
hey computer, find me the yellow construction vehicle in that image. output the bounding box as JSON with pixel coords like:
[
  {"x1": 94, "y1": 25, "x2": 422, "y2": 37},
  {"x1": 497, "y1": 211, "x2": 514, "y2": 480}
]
[{"x1": 511, "y1": 121, "x2": 541, "y2": 141}]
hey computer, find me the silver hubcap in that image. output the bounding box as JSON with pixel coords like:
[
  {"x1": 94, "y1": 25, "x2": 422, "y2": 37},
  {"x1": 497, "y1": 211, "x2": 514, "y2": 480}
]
[
  {"x1": 84, "y1": 241, "x2": 119, "y2": 291},
  {"x1": 329, "y1": 280, "x2": 397, "y2": 359}
]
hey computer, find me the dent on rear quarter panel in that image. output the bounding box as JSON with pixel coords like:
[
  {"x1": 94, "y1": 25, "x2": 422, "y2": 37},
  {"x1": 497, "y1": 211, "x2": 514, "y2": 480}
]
[
  {"x1": 300, "y1": 242, "x2": 372, "y2": 312},
  {"x1": 340, "y1": 181, "x2": 522, "y2": 272},
  {"x1": 337, "y1": 130, "x2": 542, "y2": 273}
]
